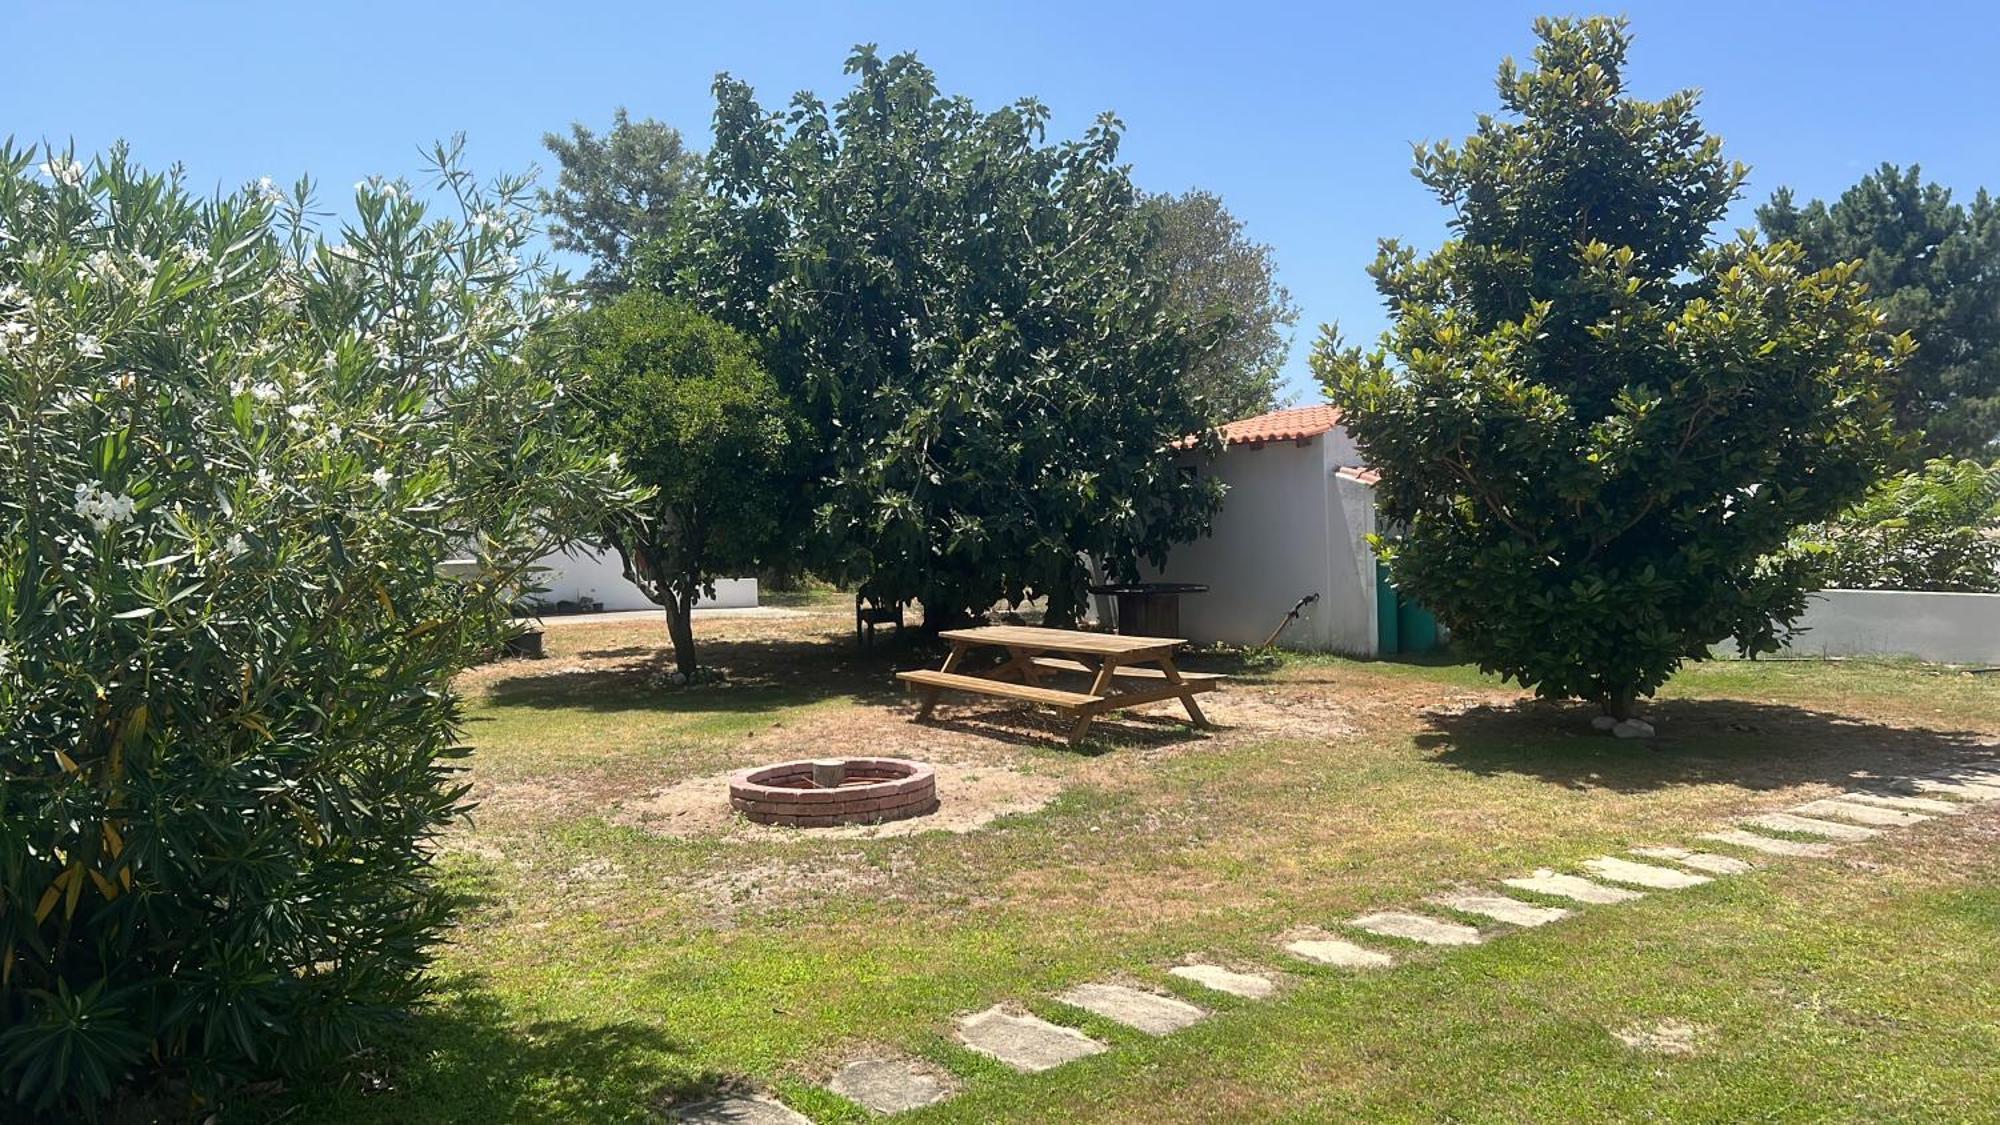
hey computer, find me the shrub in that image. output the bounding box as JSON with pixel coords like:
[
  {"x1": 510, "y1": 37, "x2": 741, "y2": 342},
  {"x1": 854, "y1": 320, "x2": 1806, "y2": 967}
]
[
  {"x1": 1796, "y1": 457, "x2": 2000, "y2": 592},
  {"x1": 0, "y1": 140, "x2": 628, "y2": 1117}
]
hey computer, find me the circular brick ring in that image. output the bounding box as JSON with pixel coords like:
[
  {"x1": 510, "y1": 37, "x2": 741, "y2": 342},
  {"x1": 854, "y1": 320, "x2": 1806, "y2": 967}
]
[{"x1": 727, "y1": 757, "x2": 938, "y2": 827}]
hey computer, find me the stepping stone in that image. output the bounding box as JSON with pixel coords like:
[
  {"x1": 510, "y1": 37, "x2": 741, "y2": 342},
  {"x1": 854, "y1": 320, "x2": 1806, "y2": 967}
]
[
  {"x1": 1285, "y1": 936, "x2": 1395, "y2": 969},
  {"x1": 1905, "y1": 776, "x2": 2000, "y2": 801},
  {"x1": 955, "y1": 1006, "x2": 1107, "y2": 1072},
  {"x1": 1169, "y1": 964, "x2": 1276, "y2": 999},
  {"x1": 1582, "y1": 856, "x2": 1713, "y2": 890},
  {"x1": 1428, "y1": 890, "x2": 1570, "y2": 928},
  {"x1": 675, "y1": 1096, "x2": 811, "y2": 1125},
  {"x1": 1350, "y1": 910, "x2": 1485, "y2": 946},
  {"x1": 1698, "y1": 829, "x2": 1837, "y2": 858},
  {"x1": 1742, "y1": 812, "x2": 1881, "y2": 842},
  {"x1": 1933, "y1": 763, "x2": 2000, "y2": 784},
  {"x1": 1630, "y1": 846, "x2": 1754, "y2": 875},
  {"x1": 1835, "y1": 791, "x2": 1965, "y2": 815},
  {"x1": 827, "y1": 1057, "x2": 953, "y2": 1115},
  {"x1": 1056, "y1": 982, "x2": 1206, "y2": 1035},
  {"x1": 1790, "y1": 798, "x2": 1931, "y2": 828},
  {"x1": 1502, "y1": 869, "x2": 1644, "y2": 905}
]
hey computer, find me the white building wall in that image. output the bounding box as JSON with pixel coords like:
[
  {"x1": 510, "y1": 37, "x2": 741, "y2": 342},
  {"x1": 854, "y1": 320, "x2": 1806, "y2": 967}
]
[
  {"x1": 1138, "y1": 435, "x2": 1376, "y2": 653},
  {"x1": 1327, "y1": 468, "x2": 1381, "y2": 656},
  {"x1": 526, "y1": 546, "x2": 758, "y2": 611},
  {"x1": 1781, "y1": 589, "x2": 2000, "y2": 664}
]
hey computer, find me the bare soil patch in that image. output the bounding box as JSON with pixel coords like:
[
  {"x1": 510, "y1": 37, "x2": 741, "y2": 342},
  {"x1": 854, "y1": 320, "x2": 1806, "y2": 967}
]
[{"x1": 615, "y1": 759, "x2": 1064, "y2": 841}]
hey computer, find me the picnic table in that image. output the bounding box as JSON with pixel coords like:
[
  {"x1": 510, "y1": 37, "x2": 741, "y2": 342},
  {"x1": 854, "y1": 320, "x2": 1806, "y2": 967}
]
[{"x1": 896, "y1": 625, "x2": 1222, "y2": 744}]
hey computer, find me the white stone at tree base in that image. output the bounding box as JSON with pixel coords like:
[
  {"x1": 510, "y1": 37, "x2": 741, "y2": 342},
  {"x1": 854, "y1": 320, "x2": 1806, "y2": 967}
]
[
  {"x1": 1428, "y1": 890, "x2": 1570, "y2": 928},
  {"x1": 1612, "y1": 718, "x2": 1656, "y2": 739},
  {"x1": 955, "y1": 1006, "x2": 1107, "y2": 1072},
  {"x1": 675, "y1": 1096, "x2": 812, "y2": 1124},
  {"x1": 1169, "y1": 964, "x2": 1276, "y2": 999},
  {"x1": 1350, "y1": 910, "x2": 1486, "y2": 946},
  {"x1": 1285, "y1": 937, "x2": 1395, "y2": 969},
  {"x1": 1741, "y1": 812, "x2": 1881, "y2": 841},
  {"x1": 1502, "y1": 869, "x2": 1645, "y2": 905},
  {"x1": 1789, "y1": 798, "x2": 1931, "y2": 828},
  {"x1": 1582, "y1": 856, "x2": 1714, "y2": 889},
  {"x1": 827, "y1": 1057, "x2": 953, "y2": 1115},
  {"x1": 1630, "y1": 846, "x2": 1754, "y2": 875},
  {"x1": 1698, "y1": 829, "x2": 1837, "y2": 858},
  {"x1": 1834, "y1": 791, "x2": 1965, "y2": 815},
  {"x1": 1056, "y1": 982, "x2": 1207, "y2": 1035},
  {"x1": 1591, "y1": 714, "x2": 1620, "y2": 732}
]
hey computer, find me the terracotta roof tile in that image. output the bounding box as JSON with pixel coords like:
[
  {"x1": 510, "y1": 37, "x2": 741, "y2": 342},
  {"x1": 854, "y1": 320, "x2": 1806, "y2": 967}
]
[
  {"x1": 1175, "y1": 403, "x2": 1345, "y2": 450},
  {"x1": 1335, "y1": 465, "x2": 1381, "y2": 485}
]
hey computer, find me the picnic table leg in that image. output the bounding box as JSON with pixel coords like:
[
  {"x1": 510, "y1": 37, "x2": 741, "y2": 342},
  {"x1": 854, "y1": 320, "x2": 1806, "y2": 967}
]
[
  {"x1": 1158, "y1": 656, "x2": 1211, "y2": 729},
  {"x1": 916, "y1": 642, "x2": 968, "y2": 720},
  {"x1": 1065, "y1": 657, "x2": 1120, "y2": 745}
]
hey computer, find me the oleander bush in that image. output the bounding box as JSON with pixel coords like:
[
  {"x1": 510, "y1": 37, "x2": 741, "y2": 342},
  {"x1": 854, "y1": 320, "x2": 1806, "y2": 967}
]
[{"x1": 0, "y1": 140, "x2": 629, "y2": 1118}]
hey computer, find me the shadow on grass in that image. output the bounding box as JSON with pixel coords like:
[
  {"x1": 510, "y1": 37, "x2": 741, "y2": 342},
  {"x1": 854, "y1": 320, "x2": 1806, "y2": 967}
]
[
  {"x1": 1417, "y1": 697, "x2": 1996, "y2": 795},
  {"x1": 483, "y1": 633, "x2": 917, "y2": 715},
  {"x1": 287, "y1": 977, "x2": 720, "y2": 1125}
]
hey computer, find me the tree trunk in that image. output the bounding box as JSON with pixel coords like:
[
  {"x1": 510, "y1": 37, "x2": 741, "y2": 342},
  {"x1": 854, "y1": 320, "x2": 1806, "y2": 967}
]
[
  {"x1": 1601, "y1": 684, "x2": 1636, "y2": 721},
  {"x1": 665, "y1": 585, "x2": 697, "y2": 677}
]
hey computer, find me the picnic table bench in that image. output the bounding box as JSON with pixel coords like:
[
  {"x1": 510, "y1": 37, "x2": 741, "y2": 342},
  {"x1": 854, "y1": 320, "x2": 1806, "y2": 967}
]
[{"x1": 896, "y1": 625, "x2": 1222, "y2": 744}]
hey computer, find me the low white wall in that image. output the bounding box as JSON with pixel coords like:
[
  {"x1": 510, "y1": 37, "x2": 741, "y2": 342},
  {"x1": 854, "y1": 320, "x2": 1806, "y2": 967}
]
[
  {"x1": 1784, "y1": 589, "x2": 2000, "y2": 664},
  {"x1": 527, "y1": 546, "x2": 758, "y2": 611}
]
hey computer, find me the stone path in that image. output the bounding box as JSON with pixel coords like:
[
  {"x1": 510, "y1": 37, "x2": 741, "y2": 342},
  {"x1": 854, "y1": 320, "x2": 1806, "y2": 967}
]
[
  {"x1": 827, "y1": 1057, "x2": 954, "y2": 1115},
  {"x1": 956, "y1": 1006, "x2": 1108, "y2": 1072},
  {"x1": 1169, "y1": 964, "x2": 1276, "y2": 999},
  {"x1": 1582, "y1": 856, "x2": 1713, "y2": 890},
  {"x1": 1502, "y1": 869, "x2": 1644, "y2": 905},
  {"x1": 1630, "y1": 845, "x2": 1753, "y2": 875},
  {"x1": 1741, "y1": 811, "x2": 1881, "y2": 841},
  {"x1": 753, "y1": 758, "x2": 2000, "y2": 1120},
  {"x1": 1790, "y1": 798, "x2": 1931, "y2": 828},
  {"x1": 1350, "y1": 910, "x2": 1486, "y2": 946},
  {"x1": 1429, "y1": 890, "x2": 1570, "y2": 928},
  {"x1": 1285, "y1": 935, "x2": 1396, "y2": 969},
  {"x1": 1057, "y1": 983, "x2": 1207, "y2": 1035}
]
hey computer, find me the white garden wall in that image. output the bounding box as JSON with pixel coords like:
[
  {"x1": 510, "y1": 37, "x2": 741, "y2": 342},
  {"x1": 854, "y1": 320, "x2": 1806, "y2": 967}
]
[
  {"x1": 1783, "y1": 589, "x2": 2000, "y2": 664},
  {"x1": 526, "y1": 546, "x2": 758, "y2": 612}
]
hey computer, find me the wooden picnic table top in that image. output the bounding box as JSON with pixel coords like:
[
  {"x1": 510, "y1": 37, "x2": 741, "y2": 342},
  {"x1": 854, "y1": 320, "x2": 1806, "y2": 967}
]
[{"x1": 935, "y1": 625, "x2": 1186, "y2": 657}]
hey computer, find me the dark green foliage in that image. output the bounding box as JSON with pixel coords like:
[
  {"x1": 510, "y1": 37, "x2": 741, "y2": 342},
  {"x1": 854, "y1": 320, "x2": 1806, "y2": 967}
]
[
  {"x1": 1140, "y1": 190, "x2": 1299, "y2": 420},
  {"x1": 1794, "y1": 457, "x2": 2000, "y2": 592},
  {"x1": 1317, "y1": 17, "x2": 1902, "y2": 716},
  {"x1": 0, "y1": 141, "x2": 626, "y2": 1117},
  {"x1": 647, "y1": 47, "x2": 1223, "y2": 626},
  {"x1": 1760, "y1": 166, "x2": 2000, "y2": 459},
  {"x1": 539, "y1": 292, "x2": 799, "y2": 674},
  {"x1": 541, "y1": 108, "x2": 702, "y2": 291}
]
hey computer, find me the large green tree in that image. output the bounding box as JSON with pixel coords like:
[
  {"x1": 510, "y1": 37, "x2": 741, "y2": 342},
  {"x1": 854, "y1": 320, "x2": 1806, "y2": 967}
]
[
  {"x1": 540, "y1": 108, "x2": 701, "y2": 290},
  {"x1": 1317, "y1": 17, "x2": 1902, "y2": 721},
  {"x1": 539, "y1": 291, "x2": 799, "y2": 675},
  {"x1": 648, "y1": 47, "x2": 1223, "y2": 627},
  {"x1": 1141, "y1": 190, "x2": 1299, "y2": 420},
  {"x1": 1759, "y1": 165, "x2": 2000, "y2": 459}
]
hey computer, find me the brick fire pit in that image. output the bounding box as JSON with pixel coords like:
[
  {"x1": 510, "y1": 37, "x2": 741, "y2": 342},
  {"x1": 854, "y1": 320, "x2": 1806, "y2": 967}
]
[{"x1": 727, "y1": 757, "x2": 938, "y2": 827}]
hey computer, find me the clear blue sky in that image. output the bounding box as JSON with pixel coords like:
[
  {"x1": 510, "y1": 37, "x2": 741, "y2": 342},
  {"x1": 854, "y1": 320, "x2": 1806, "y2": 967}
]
[{"x1": 9, "y1": 1, "x2": 1998, "y2": 403}]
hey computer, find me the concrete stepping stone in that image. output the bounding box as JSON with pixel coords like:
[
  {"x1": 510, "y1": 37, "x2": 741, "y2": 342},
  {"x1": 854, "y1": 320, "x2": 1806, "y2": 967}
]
[
  {"x1": 1742, "y1": 812, "x2": 1881, "y2": 841},
  {"x1": 675, "y1": 1096, "x2": 812, "y2": 1125},
  {"x1": 1428, "y1": 890, "x2": 1570, "y2": 928},
  {"x1": 1284, "y1": 936, "x2": 1395, "y2": 969},
  {"x1": 827, "y1": 1057, "x2": 954, "y2": 1115},
  {"x1": 1502, "y1": 869, "x2": 1644, "y2": 905},
  {"x1": 1835, "y1": 791, "x2": 1965, "y2": 815},
  {"x1": 1582, "y1": 856, "x2": 1713, "y2": 890},
  {"x1": 1699, "y1": 828, "x2": 1837, "y2": 858},
  {"x1": 1169, "y1": 963, "x2": 1276, "y2": 999},
  {"x1": 1908, "y1": 776, "x2": 2000, "y2": 801},
  {"x1": 1350, "y1": 910, "x2": 1485, "y2": 946},
  {"x1": 1057, "y1": 982, "x2": 1206, "y2": 1035},
  {"x1": 1630, "y1": 846, "x2": 1753, "y2": 875},
  {"x1": 956, "y1": 1006, "x2": 1107, "y2": 1072},
  {"x1": 1790, "y1": 798, "x2": 1931, "y2": 828}
]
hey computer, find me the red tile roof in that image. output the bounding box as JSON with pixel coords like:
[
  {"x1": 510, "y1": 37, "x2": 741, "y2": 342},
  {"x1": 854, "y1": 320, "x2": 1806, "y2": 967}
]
[
  {"x1": 1335, "y1": 465, "x2": 1381, "y2": 485},
  {"x1": 1175, "y1": 403, "x2": 1346, "y2": 451}
]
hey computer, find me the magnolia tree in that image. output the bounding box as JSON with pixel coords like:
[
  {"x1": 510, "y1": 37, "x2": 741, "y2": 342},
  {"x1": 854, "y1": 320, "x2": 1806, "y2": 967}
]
[
  {"x1": 1318, "y1": 18, "x2": 1902, "y2": 724},
  {"x1": 0, "y1": 140, "x2": 629, "y2": 1116}
]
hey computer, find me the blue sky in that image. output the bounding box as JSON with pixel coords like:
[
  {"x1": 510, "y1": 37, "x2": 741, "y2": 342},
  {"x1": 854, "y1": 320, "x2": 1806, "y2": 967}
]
[{"x1": 9, "y1": 1, "x2": 1998, "y2": 404}]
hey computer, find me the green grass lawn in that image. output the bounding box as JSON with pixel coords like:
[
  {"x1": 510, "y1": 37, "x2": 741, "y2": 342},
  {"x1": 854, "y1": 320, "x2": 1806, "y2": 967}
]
[{"x1": 291, "y1": 609, "x2": 2000, "y2": 1123}]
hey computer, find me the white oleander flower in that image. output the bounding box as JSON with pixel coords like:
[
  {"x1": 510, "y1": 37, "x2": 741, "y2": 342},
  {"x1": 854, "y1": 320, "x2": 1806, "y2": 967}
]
[
  {"x1": 370, "y1": 467, "x2": 391, "y2": 490},
  {"x1": 74, "y1": 333, "x2": 104, "y2": 358},
  {"x1": 39, "y1": 158, "x2": 86, "y2": 187},
  {"x1": 0, "y1": 640, "x2": 14, "y2": 679},
  {"x1": 73, "y1": 481, "x2": 138, "y2": 532},
  {"x1": 221, "y1": 533, "x2": 248, "y2": 560},
  {"x1": 250, "y1": 381, "x2": 282, "y2": 403}
]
